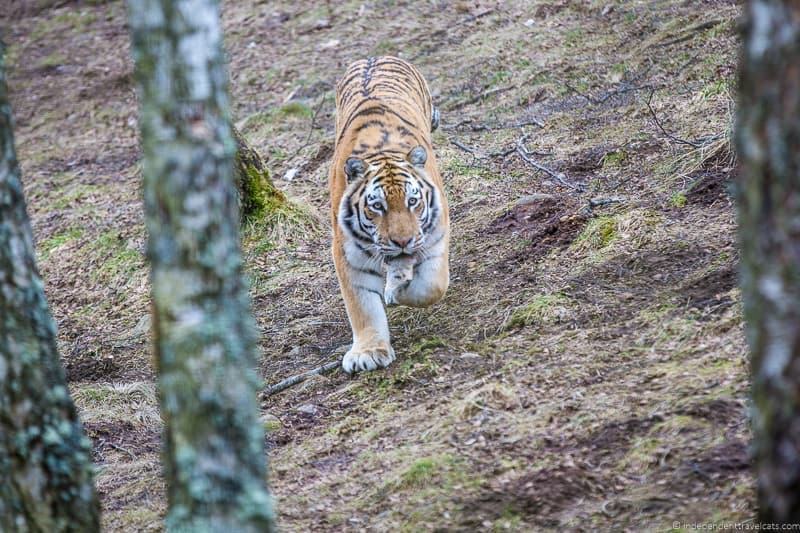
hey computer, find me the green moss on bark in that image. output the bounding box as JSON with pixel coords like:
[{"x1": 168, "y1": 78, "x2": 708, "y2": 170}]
[
  {"x1": 737, "y1": 0, "x2": 800, "y2": 524},
  {"x1": 0, "y1": 39, "x2": 100, "y2": 533},
  {"x1": 232, "y1": 125, "x2": 286, "y2": 220},
  {"x1": 126, "y1": 0, "x2": 276, "y2": 530}
]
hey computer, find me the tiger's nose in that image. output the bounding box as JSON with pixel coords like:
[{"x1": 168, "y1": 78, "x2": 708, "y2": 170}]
[{"x1": 392, "y1": 237, "x2": 412, "y2": 249}]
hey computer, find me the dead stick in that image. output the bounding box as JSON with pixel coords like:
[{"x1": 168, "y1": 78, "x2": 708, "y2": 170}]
[
  {"x1": 262, "y1": 361, "x2": 340, "y2": 397},
  {"x1": 515, "y1": 135, "x2": 584, "y2": 191},
  {"x1": 290, "y1": 93, "x2": 328, "y2": 160},
  {"x1": 588, "y1": 196, "x2": 626, "y2": 208},
  {"x1": 646, "y1": 90, "x2": 703, "y2": 148},
  {"x1": 450, "y1": 139, "x2": 478, "y2": 155}
]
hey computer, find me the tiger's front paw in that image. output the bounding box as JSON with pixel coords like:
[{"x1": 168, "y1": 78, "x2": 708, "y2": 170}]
[{"x1": 342, "y1": 344, "x2": 395, "y2": 374}]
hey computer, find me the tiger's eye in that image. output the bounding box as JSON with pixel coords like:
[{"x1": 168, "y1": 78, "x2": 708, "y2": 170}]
[
  {"x1": 408, "y1": 198, "x2": 418, "y2": 207},
  {"x1": 370, "y1": 202, "x2": 383, "y2": 212}
]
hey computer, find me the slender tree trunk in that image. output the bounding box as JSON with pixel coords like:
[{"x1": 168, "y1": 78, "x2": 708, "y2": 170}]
[
  {"x1": 0, "y1": 41, "x2": 99, "y2": 532},
  {"x1": 126, "y1": 1, "x2": 276, "y2": 531},
  {"x1": 737, "y1": 1, "x2": 800, "y2": 524}
]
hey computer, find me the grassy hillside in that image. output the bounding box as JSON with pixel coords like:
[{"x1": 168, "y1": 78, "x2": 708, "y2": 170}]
[{"x1": 5, "y1": 0, "x2": 748, "y2": 530}]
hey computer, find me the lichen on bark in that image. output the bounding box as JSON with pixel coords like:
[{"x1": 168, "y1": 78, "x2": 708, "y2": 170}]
[
  {"x1": 126, "y1": 0, "x2": 276, "y2": 530},
  {"x1": 737, "y1": 0, "x2": 800, "y2": 524},
  {"x1": 0, "y1": 39, "x2": 100, "y2": 532}
]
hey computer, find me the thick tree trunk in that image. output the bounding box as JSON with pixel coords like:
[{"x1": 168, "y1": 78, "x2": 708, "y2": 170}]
[
  {"x1": 737, "y1": 1, "x2": 800, "y2": 524},
  {"x1": 126, "y1": 1, "x2": 276, "y2": 531},
  {"x1": 0, "y1": 41, "x2": 99, "y2": 532}
]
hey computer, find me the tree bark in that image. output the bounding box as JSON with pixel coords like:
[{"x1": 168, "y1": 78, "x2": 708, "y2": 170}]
[
  {"x1": 0, "y1": 40, "x2": 100, "y2": 532},
  {"x1": 126, "y1": 0, "x2": 276, "y2": 531},
  {"x1": 737, "y1": 1, "x2": 800, "y2": 524},
  {"x1": 232, "y1": 125, "x2": 287, "y2": 220}
]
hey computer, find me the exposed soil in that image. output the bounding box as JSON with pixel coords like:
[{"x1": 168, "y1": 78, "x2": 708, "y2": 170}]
[
  {"x1": 4, "y1": 0, "x2": 751, "y2": 530},
  {"x1": 490, "y1": 194, "x2": 587, "y2": 261}
]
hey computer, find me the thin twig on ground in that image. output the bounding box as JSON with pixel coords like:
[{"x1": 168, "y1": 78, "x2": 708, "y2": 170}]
[
  {"x1": 588, "y1": 196, "x2": 626, "y2": 208},
  {"x1": 445, "y1": 117, "x2": 545, "y2": 132},
  {"x1": 450, "y1": 135, "x2": 573, "y2": 189},
  {"x1": 450, "y1": 137, "x2": 549, "y2": 160},
  {"x1": 566, "y1": 82, "x2": 653, "y2": 105},
  {"x1": 262, "y1": 361, "x2": 340, "y2": 398},
  {"x1": 455, "y1": 7, "x2": 495, "y2": 26},
  {"x1": 290, "y1": 92, "x2": 328, "y2": 160},
  {"x1": 489, "y1": 145, "x2": 517, "y2": 158},
  {"x1": 516, "y1": 134, "x2": 584, "y2": 192},
  {"x1": 100, "y1": 439, "x2": 136, "y2": 460},
  {"x1": 450, "y1": 84, "x2": 516, "y2": 110},
  {"x1": 581, "y1": 196, "x2": 626, "y2": 215},
  {"x1": 653, "y1": 19, "x2": 725, "y2": 49},
  {"x1": 450, "y1": 139, "x2": 480, "y2": 155},
  {"x1": 646, "y1": 90, "x2": 705, "y2": 148}
]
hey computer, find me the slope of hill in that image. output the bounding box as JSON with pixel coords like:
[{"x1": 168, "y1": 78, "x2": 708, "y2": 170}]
[{"x1": 5, "y1": 0, "x2": 748, "y2": 530}]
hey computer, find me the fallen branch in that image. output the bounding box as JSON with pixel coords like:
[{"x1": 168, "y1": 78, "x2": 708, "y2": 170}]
[
  {"x1": 489, "y1": 145, "x2": 517, "y2": 158},
  {"x1": 451, "y1": 84, "x2": 516, "y2": 110},
  {"x1": 566, "y1": 82, "x2": 653, "y2": 106},
  {"x1": 581, "y1": 196, "x2": 626, "y2": 214},
  {"x1": 261, "y1": 361, "x2": 340, "y2": 398},
  {"x1": 646, "y1": 90, "x2": 704, "y2": 148},
  {"x1": 445, "y1": 117, "x2": 545, "y2": 132},
  {"x1": 451, "y1": 137, "x2": 550, "y2": 160},
  {"x1": 450, "y1": 138, "x2": 480, "y2": 155},
  {"x1": 289, "y1": 92, "x2": 328, "y2": 161},
  {"x1": 588, "y1": 196, "x2": 626, "y2": 208},
  {"x1": 516, "y1": 135, "x2": 584, "y2": 192},
  {"x1": 653, "y1": 19, "x2": 725, "y2": 49}
]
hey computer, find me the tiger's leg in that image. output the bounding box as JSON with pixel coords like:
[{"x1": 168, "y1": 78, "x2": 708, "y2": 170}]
[
  {"x1": 333, "y1": 242, "x2": 395, "y2": 373},
  {"x1": 390, "y1": 250, "x2": 449, "y2": 308}
]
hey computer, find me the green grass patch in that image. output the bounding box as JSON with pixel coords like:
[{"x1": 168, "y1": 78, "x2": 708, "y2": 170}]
[
  {"x1": 575, "y1": 216, "x2": 617, "y2": 250},
  {"x1": 399, "y1": 458, "x2": 439, "y2": 488},
  {"x1": 506, "y1": 293, "x2": 570, "y2": 329},
  {"x1": 701, "y1": 79, "x2": 729, "y2": 100},
  {"x1": 373, "y1": 39, "x2": 396, "y2": 56},
  {"x1": 50, "y1": 183, "x2": 104, "y2": 210},
  {"x1": 602, "y1": 149, "x2": 627, "y2": 169},
  {"x1": 37, "y1": 52, "x2": 67, "y2": 69},
  {"x1": 276, "y1": 101, "x2": 313, "y2": 119},
  {"x1": 38, "y1": 227, "x2": 83, "y2": 260},
  {"x1": 564, "y1": 28, "x2": 584, "y2": 47},
  {"x1": 409, "y1": 336, "x2": 447, "y2": 355},
  {"x1": 241, "y1": 199, "x2": 318, "y2": 251},
  {"x1": 670, "y1": 192, "x2": 687, "y2": 208},
  {"x1": 91, "y1": 230, "x2": 143, "y2": 282},
  {"x1": 54, "y1": 10, "x2": 97, "y2": 30}
]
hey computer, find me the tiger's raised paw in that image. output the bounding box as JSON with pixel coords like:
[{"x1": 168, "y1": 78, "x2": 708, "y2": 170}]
[
  {"x1": 342, "y1": 344, "x2": 396, "y2": 374},
  {"x1": 384, "y1": 256, "x2": 415, "y2": 306},
  {"x1": 384, "y1": 279, "x2": 410, "y2": 306}
]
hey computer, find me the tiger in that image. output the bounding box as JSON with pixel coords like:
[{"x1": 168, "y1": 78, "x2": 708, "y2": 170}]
[{"x1": 329, "y1": 56, "x2": 450, "y2": 374}]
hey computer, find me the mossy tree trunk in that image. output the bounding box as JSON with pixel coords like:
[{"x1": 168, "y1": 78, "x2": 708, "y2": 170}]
[
  {"x1": 0, "y1": 41, "x2": 100, "y2": 532},
  {"x1": 737, "y1": 0, "x2": 800, "y2": 524},
  {"x1": 232, "y1": 125, "x2": 286, "y2": 220},
  {"x1": 126, "y1": 1, "x2": 276, "y2": 531}
]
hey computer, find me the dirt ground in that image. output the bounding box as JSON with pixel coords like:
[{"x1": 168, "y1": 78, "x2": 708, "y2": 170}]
[{"x1": 4, "y1": 0, "x2": 750, "y2": 530}]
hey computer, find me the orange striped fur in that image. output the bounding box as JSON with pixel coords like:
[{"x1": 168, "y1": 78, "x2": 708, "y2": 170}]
[{"x1": 329, "y1": 56, "x2": 450, "y2": 373}]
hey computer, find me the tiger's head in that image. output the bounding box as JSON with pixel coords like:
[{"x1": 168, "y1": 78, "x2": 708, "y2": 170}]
[{"x1": 340, "y1": 145, "x2": 439, "y2": 259}]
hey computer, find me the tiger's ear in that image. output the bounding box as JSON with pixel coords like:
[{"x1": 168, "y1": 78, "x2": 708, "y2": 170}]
[
  {"x1": 407, "y1": 145, "x2": 427, "y2": 167},
  {"x1": 344, "y1": 157, "x2": 366, "y2": 183},
  {"x1": 431, "y1": 106, "x2": 440, "y2": 132}
]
